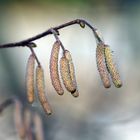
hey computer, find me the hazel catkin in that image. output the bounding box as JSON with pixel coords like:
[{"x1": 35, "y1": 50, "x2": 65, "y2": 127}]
[
  {"x1": 23, "y1": 109, "x2": 31, "y2": 133},
  {"x1": 26, "y1": 54, "x2": 35, "y2": 104},
  {"x1": 14, "y1": 100, "x2": 25, "y2": 139},
  {"x1": 96, "y1": 43, "x2": 111, "y2": 88},
  {"x1": 64, "y1": 50, "x2": 79, "y2": 97},
  {"x1": 23, "y1": 109, "x2": 33, "y2": 140},
  {"x1": 50, "y1": 41, "x2": 64, "y2": 95},
  {"x1": 33, "y1": 113, "x2": 44, "y2": 140},
  {"x1": 60, "y1": 56, "x2": 76, "y2": 93},
  {"x1": 104, "y1": 45, "x2": 122, "y2": 88},
  {"x1": 36, "y1": 65, "x2": 52, "y2": 115}
]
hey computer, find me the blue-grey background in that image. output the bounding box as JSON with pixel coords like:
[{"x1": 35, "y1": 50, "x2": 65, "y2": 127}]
[{"x1": 0, "y1": 0, "x2": 140, "y2": 140}]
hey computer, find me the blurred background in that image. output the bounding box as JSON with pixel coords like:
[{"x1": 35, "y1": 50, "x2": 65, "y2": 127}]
[{"x1": 0, "y1": 0, "x2": 140, "y2": 140}]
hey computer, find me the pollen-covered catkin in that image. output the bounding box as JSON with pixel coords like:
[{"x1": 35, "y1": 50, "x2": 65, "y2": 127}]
[
  {"x1": 50, "y1": 41, "x2": 64, "y2": 95},
  {"x1": 104, "y1": 45, "x2": 122, "y2": 88},
  {"x1": 24, "y1": 109, "x2": 31, "y2": 132},
  {"x1": 60, "y1": 56, "x2": 76, "y2": 93},
  {"x1": 23, "y1": 109, "x2": 33, "y2": 140},
  {"x1": 33, "y1": 113, "x2": 44, "y2": 140},
  {"x1": 26, "y1": 54, "x2": 35, "y2": 103},
  {"x1": 14, "y1": 100, "x2": 25, "y2": 139},
  {"x1": 96, "y1": 44, "x2": 111, "y2": 88},
  {"x1": 64, "y1": 50, "x2": 79, "y2": 97},
  {"x1": 36, "y1": 65, "x2": 52, "y2": 115}
]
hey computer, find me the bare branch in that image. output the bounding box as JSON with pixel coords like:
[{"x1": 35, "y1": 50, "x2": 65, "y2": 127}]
[{"x1": 0, "y1": 19, "x2": 103, "y2": 48}]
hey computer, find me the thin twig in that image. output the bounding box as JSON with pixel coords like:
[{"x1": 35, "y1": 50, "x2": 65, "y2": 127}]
[
  {"x1": 0, "y1": 98, "x2": 16, "y2": 113},
  {"x1": 0, "y1": 19, "x2": 104, "y2": 48},
  {"x1": 50, "y1": 28, "x2": 65, "y2": 52},
  {"x1": 28, "y1": 45, "x2": 41, "y2": 66}
]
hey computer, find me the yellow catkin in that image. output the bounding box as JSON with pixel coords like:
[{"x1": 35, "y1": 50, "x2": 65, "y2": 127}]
[
  {"x1": 26, "y1": 54, "x2": 35, "y2": 103},
  {"x1": 64, "y1": 50, "x2": 79, "y2": 97},
  {"x1": 36, "y1": 65, "x2": 52, "y2": 115},
  {"x1": 33, "y1": 113, "x2": 44, "y2": 140},
  {"x1": 14, "y1": 100, "x2": 25, "y2": 139},
  {"x1": 96, "y1": 44, "x2": 111, "y2": 88},
  {"x1": 60, "y1": 56, "x2": 76, "y2": 93},
  {"x1": 104, "y1": 45, "x2": 122, "y2": 88},
  {"x1": 50, "y1": 41, "x2": 64, "y2": 95}
]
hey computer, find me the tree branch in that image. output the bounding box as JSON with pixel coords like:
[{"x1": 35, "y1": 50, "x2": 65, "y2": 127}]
[
  {"x1": 0, "y1": 19, "x2": 103, "y2": 49},
  {"x1": 0, "y1": 98, "x2": 14, "y2": 113}
]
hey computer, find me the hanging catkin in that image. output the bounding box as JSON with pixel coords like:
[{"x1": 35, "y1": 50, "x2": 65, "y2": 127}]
[
  {"x1": 26, "y1": 54, "x2": 35, "y2": 103},
  {"x1": 23, "y1": 109, "x2": 33, "y2": 140},
  {"x1": 50, "y1": 41, "x2": 64, "y2": 95},
  {"x1": 14, "y1": 100, "x2": 25, "y2": 139},
  {"x1": 64, "y1": 50, "x2": 79, "y2": 97},
  {"x1": 104, "y1": 45, "x2": 122, "y2": 88},
  {"x1": 36, "y1": 65, "x2": 52, "y2": 115},
  {"x1": 96, "y1": 44, "x2": 111, "y2": 88},
  {"x1": 33, "y1": 113, "x2": 44, "y2": 140},
  {"x1": 60, "y1": 56, "x2": 76, "y2": 93}
]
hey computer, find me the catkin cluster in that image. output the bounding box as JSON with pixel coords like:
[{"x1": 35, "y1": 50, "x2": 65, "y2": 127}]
[
  {"x1": 25, "y1": 36, "x2": 122, "y2": 115},
  {"x1": 14, "y1": 102, "x2": 44, "y2": 140},
  {"x1": 26, "y1": 54, "x2": 52, "y2": 115},
  {"x1": 50, "y1": 41, "x2": 79, "y2": 97},
  {"x1": 96, "y1": 43, "x2": 122, "y2": 88},
  {"x1": 26, "y1": 41, "x2": 79, "y2": 116}
]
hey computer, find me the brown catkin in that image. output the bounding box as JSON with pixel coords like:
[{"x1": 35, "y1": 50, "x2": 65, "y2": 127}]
[
  {"x1": 23, "y1": 109, "x2": 33, "y2": 140},
  {"x1": 24, "y1": 109, "x2": 31, "y2": 132},
  {"x1": 50, "y1": 41, "x2": 64, "y2": 95},
  {"x1": 33, "y1": 113, "x2": 44, "y2": 140},
  {"x1": 104, "y1": 45, "x2": 122, "y2": 88},
  {"x1": 14, "y1": 100, "x2": 25, "y2": 139},
  {"x1": 60, "y1": 56, "x2": 76, "y2": 93},
  {"x1": 96, "y1": 44, "x2": 111, "y2": 88},
  {"x1": 64, "y1": 50, "x2": 79, "y2": 97},
  {"x1": 26, "y1": 54, "x2": 35, "y2": 103},
  {"x1": 36, "y1": 65, "x2": 52, "y2": 115}
]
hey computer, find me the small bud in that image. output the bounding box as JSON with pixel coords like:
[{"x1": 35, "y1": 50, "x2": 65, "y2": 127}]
[
  {"x1": 104, "y1": 45, "x2": 122, "y2": 88},
  {"x1": 36, "y1": 65, "x2": 52, "y2": 115},
  {"x1": 27, "y1": 42, "x2": 37, "y2": 48},
  {"x1": 79, "y1": 21, "x2": 85, "y2": 28},
  {"x1": 26, "y1": 54, "x2": 35, "y2": 104},
  {"x1": 60, "y1": 56, "x2": 76, "y2": 93},
  {"x1": 50, "y1": 41, "x2": 64, "y2": 95},
  {"x1": 96, "y1": 43, "x2": 111, "y2": 88}
]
